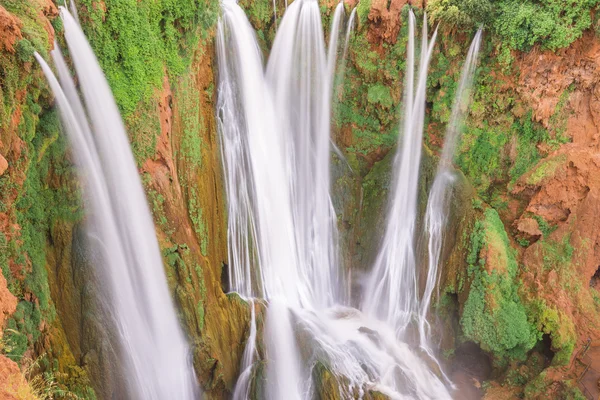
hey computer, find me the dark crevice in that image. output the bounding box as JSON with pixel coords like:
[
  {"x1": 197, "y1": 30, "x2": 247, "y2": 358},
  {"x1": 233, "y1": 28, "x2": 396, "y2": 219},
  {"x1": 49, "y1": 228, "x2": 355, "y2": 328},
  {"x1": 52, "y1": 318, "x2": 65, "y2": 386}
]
[
  {"x1": 590, "y1": 265, "x2": 600, "y2": 289},
  {"x1": 220, "y1": 261, "x2": 230, "y2": 294}
]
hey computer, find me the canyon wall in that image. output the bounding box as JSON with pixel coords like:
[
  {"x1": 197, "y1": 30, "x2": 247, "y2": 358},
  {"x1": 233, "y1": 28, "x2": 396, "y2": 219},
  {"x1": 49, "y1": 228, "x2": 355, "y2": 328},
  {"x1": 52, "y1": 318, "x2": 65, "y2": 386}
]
[{"x1": 0, "y1": 0, "x2": 599, "y2": 398}]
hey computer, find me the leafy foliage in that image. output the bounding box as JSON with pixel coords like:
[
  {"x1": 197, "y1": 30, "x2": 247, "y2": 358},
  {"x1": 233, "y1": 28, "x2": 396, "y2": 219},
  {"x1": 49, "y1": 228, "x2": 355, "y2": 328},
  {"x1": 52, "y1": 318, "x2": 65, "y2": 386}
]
[
  {"x1": 77, "y1": 0, "x2": 218, "y2": 116},
  {"x1": 428, "y1": 0, "x2": 600, "y2": 52},
  {"x1": 461, "y1": 209, "x2": 539, "y2": 362}
]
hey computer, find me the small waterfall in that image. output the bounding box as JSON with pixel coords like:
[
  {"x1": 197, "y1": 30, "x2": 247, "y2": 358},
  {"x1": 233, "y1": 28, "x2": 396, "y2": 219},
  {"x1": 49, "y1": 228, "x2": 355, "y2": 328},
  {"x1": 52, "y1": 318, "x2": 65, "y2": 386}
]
[
  {"x1": 419, "y1": 28, "x2": 483, "y2": 347},
  {"x1": 36, "y1": 8, "x2": 199, "y2": 399},
  {"x1": 341, "y1": 7, "x2": 357, "y2": 65},
  {"x1": 68, "y1": 0, "x2": 80, "y2": 25},
  {"x1": 327, "y1": 2, "x2": 345, "y2": 87},
  {"x1": 362, "y1": 12, "x2": 438, "y2": 336}
]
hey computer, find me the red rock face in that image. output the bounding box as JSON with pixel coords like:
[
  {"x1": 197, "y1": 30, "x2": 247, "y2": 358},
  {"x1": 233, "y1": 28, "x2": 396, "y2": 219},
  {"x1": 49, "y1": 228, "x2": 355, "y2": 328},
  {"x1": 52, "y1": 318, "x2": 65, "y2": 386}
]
[
  {"x1": 0, "y1": 5, "x2": 22, "y2": 53},
  {"x1": 514, "y1": 31, "x2": 600, "y2": 287},
  {"x1": 0, "y1": 260, "x2": 23, "y2": 399},
  {"x1": 365, "y1": 0, "x2": 409, "y2": 49},
  {"x1": 0, "y1": 154, "x2": 7, "y2": 177}
]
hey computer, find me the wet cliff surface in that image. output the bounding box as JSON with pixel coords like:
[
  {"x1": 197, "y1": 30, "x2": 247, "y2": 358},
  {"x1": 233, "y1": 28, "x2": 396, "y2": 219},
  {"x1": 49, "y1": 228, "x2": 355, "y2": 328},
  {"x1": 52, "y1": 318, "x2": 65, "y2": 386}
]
[{"x1": 1, "y1": 0, "x2": 600, "y2": 398}]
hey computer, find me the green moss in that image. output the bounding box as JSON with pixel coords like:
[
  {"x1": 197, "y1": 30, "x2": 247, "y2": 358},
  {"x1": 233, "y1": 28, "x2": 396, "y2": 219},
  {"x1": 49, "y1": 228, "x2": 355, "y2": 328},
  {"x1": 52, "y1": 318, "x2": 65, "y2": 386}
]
[
  {"x1": 144, "y1": 175, "x2": 173, "y2": 236},
  {"x1": 457, "y1": 123, "x2": 510, "y2": 194},
  {"x1": 461, "y1": 208, "x2": 539, "y2": 362},
  {"x1": 356, "y1": 0, "x2": 372, "y2": 26},
  {"x1": 1, "y1": 0, "x2": 52, "y2": 58},
  {"x1": 427, "y1": 0, "x2": 492, "y2": 30},
  {"x1": 1, "y1": 90, "x2": 82, "y2": 371},
  {"x1": 336, "y1": 21, "x2": 408, "y2": 160},
  {"x1": 177, "y1": 73, "x2": 204, "y2": 167},
  {"x1": 523, "y1": 372, "x2": 583, "y2": 399},
  {"x1": 509, "y1": 114, "x2": 550, "y2": 185},
  {"x1": 127, "y1": 97, "x2": 161, "y2": 166},
  {"x1": 77, "y1": 0, "x2": 218, "y2": 116},
  {"x1": 526, "y1": 154, "x2": 565, "y2": 186},
  {"x1": 531, "y1": 215, "x2": 557, "y2": 238},
  {"x1": 188, "y1": 192, "x2": 208, "y2": 257},
  {"x1": 238, "y1": 0, "x2": 272, "y2": 32},
  {"x1": 548, "y1": 85, "x2": 575, "y2": 142},
  {"x1": 16, "y1": 39, "x2": 36, "y2": 63},
  {"x1": 534, "y1": 303, "x2": 576, "y2": 366},
  {"x1": 539, "y1": 233, "x2": 574, "y2": 272},
  {"x1": 367, "y1": 84, "x2": 393, "y2": 109}
]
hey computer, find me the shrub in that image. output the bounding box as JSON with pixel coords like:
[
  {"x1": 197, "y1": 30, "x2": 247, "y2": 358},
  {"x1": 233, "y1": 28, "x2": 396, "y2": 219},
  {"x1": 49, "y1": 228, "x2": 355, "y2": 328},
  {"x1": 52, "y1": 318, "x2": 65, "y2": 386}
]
[
  {"x1": 16, "y1": 39, "x2": 35, "y2": 62},
  {"x1": 461, "y1": 209, "x2": 539, "y2": 362}
]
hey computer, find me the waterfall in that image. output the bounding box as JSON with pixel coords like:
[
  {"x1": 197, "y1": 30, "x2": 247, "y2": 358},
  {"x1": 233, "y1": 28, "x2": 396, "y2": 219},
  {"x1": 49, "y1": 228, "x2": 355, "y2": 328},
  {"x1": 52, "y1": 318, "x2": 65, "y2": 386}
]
[
  {"x1": 267, "y1": 0, "x2": 342, "y2": 308},
  {"x1": 69, "y1": 0, "x2": 80, "y2": 25},
  {"x1": 327, "y1": 2, "x2": 345, "y2": 87},
  {"x1": 362, "y1": 12, "x2": 438, "y2": 336},
  {"x1": 218, "y1": 1, "x2": 452, "y2": 398},
  {"x1": 35, "y1": 8, "x2": 199, "y2": 399},
  {"x1": 419, "y1": 28, "x2": 483, "y2": 347},
  {"x1": 217, "y1": 1, "x2": 303, "y2": 398},
  {"x1": 341, "y1": 7, "x2": 357, "y2": 66}
]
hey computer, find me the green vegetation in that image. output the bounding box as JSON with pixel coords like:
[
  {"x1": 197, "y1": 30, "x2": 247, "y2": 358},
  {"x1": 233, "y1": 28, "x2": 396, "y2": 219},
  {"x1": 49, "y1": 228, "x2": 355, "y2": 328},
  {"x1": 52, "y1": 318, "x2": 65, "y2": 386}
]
[
  {"x1": 509, "y1": 114, "x2": 550, "y2": 185},
  {"x1": 1, "y1": 0, "x2": 52, "y2": 58},
  {"x1": 188, "y1": 191, "x2": 209, "y2": 257},
  {"x1": 532, "y1": 215, "x2": 557, "y2": 238},
  {"x1": 531, "y1": 301, "x2": 576, "y2": 365},
  {"x1": 523, "y1": 371, "x2": 585, "y2": 399},
  {"x1": 461, "y1": 208, "x2": 539, "y2": 362},
  {"x1": 3, "y1": 100, "x2": 82, "y2": 362},
  {"x1": 0, "y1": 6, "x2": 94, "y2": 394},
  {"x1": 356, "y1": 0, "x2": 372, "y2": 26},
  {"x1": 526, "y1": 155, "x2": 566, "y2": 186},
  {"x1": 128, "y1": 97, "x2": 162, "y2": 167},
  {"x1": 177, "y1": 73, "x2": 204, "y2": 168},
  {"x1": 367, "y1": 84, "x2": 393, "y2": 109},
  {"x1": 77, "y1": 0, "x2": 218, "y2": 117},
  {"x1": 336, "y1": 13, "x2": 411, "y2": 161},
  {"x1": 428, "y1": 0, "x2": 599, "y2": 52},
  {"x1": 456, "y1": 123, "x2": 510, "y2": 194},
  {"x1": 16, "y1": 39, "x2": 36, "y2": 63}
]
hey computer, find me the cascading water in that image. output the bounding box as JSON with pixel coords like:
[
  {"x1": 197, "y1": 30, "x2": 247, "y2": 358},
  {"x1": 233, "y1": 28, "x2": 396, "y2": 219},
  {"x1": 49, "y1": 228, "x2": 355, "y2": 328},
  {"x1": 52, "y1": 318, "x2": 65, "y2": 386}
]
[
  {"x1": 419, "y1": 29, "x2": 483, "y2": 348},
  {"x1": 327, "y1": 2, "x2": 345, "y2": 87},
  {"x1": 362, "y1": 12, "x2": 438, "y2": 336},
  {"x1": 35, "y1": 8, "x2": 198, "y2": 399},
  {"x1": 341, "y1": 7, "x2": 357, "y2": 69},
  {"x1": 217, "y1": 1, "x2": 303, "y2": 398},
  {"x1": 68, "y1": 0, "x2": 80, "y2": 25},
  {"x1": 218, "y1": 1, "x2": 453, "y2": 399},
  {"x1": 267, "y1": 0, "x2": 342, "y2": 309}
]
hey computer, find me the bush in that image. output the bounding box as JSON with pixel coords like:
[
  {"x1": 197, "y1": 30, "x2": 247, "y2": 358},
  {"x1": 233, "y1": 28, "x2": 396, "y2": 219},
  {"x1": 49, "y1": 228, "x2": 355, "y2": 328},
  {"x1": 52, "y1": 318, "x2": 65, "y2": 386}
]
[
  {"x1": 16, "y1": 39, "x2": 35, "y2": 63},
  {"x1": 461, "y1": 208, "x2": 539, "y2": 362},
  {"x1": 427, "y1": 0, "x2": 492, "y2": 30},
  {"x1": 428, "y1": 0, "x2": 599, "y2": 51}
]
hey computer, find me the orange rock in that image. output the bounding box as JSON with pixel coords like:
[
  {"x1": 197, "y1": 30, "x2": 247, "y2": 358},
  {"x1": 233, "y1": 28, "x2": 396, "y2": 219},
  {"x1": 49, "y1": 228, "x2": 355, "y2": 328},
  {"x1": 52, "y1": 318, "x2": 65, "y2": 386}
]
[
  {"x1": 366, "y1": 0, "x2": 408, "y2": 48},
  {"x1": 0, "y1": 5, "x2": 22, "y2": 53},
  {"x1": 0, "y1": 154, "x2": 7, "y2": 176},
  {"x1": 515, "y1": 217, "x2": 542, "y2": 242},
  {"x1": 0, "y1": 269, "x2": 17, "y2": 330},
  {"x1": 0, "y1": 355, "x2": 36, "y2": 400}
]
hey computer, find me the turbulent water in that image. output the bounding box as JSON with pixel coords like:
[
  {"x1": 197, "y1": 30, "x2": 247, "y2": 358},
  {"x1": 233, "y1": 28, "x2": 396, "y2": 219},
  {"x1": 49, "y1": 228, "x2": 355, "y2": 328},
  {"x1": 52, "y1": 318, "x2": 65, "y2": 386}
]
[
  {"x1": 419, "y1": 29, "x2": 483, "y2": 349},
  {"x1": 217, "y1": 1, "x2": 457, "y2": 398},
  {"x1": 36, "y1": 8, "x2": 198, "y2": 400}
]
